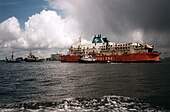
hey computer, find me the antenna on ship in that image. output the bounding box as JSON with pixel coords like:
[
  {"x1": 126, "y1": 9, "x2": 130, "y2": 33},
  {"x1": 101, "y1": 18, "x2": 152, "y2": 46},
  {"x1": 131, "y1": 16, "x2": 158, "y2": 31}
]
[
  {"x1": 29, "y1": 50, "x2": 32, "y2": 55},
  {"x1": 11, "y1": 51, "x2": 14, "y2": 59},
  {"x1": 79, "y1": 33, "x2": 82, "y2": 45}
]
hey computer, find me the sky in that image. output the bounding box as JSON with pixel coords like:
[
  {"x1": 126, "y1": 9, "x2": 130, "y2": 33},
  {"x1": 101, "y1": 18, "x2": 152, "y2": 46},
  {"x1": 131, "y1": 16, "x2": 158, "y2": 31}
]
[{"x1": 0, "y1": 0, "x2": 170, "y2": 59}]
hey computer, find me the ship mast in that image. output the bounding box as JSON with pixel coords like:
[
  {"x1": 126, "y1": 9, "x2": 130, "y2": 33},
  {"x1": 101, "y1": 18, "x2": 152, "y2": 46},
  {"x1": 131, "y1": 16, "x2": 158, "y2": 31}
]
[
  {"x1": 29, "y1": 50, "x2": 32, "y2": 56},
  {"x1": 11, "y1": 51, "x2": 14, "y2": 59},
  {"x1": 79, "y1": 33, "x2": 82, "y2": 45}
]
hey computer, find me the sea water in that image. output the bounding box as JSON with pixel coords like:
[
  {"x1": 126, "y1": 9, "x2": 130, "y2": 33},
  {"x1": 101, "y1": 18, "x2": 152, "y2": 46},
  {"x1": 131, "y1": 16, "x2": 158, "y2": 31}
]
[{"x1": 0, "y1": 61, "x2": 169, "y2": 111}]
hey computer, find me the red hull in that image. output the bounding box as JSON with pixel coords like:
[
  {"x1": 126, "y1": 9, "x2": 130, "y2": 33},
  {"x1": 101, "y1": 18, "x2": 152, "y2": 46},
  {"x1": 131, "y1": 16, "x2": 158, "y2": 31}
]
[
  {"x1": 60, "y1": 52, "x2": 160, "y2": 63},
  {"x1": 60, "y1": 55, "x2": 80, "y2": 62},
  {"x1": 94, "y1": 52, "x2": 160, "y2": 63}
]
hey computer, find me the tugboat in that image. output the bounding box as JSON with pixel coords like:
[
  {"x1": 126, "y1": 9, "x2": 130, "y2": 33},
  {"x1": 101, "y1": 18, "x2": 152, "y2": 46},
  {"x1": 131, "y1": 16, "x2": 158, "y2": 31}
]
[
  {"x1": 24, "y1": 51, "x2": 43, "y2": 62},
  {"x1": 5, "y1": 52, "x2": 23, "y2": 63}
]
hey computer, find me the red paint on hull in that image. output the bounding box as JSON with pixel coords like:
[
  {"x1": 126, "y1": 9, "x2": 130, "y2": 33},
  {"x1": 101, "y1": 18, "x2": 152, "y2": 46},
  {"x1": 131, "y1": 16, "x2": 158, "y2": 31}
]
[
  {"x1": 60, "y1": 52, "x2": 160, "y2": 63},
  {"x1": 60, "y1": 55, "x2": 80, "y2": 62},
  {"x1": 94, "y1": 52, "x2": 160, "y2": 62}
]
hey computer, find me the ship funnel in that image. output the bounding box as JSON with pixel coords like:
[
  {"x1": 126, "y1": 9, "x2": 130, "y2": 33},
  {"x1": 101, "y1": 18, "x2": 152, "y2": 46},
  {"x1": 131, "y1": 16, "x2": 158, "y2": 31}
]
[
  {"x1": 98, "y1": 34, "x2": 100, "y2": 37},
  {"x1": 97, "y1": 34, "x2": 102, "y2": 37}
]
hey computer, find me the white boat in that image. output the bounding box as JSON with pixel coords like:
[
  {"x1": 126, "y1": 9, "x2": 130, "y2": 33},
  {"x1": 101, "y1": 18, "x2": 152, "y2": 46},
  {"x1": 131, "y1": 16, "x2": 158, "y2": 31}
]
[
  {"x1": 24, "y1": 51, "x2": 43, "y2": 62},
  {"x1": 5, "y1": 52, "x2": 22, "y2": 63},
  {"x1": 79, "y1": 55, "x2": 97, "y2": 63}
]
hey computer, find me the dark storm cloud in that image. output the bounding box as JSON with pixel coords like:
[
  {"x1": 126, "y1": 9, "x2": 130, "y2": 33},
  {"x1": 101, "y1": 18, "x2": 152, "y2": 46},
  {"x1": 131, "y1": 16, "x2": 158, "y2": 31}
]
[
  {"x1": 98, "y1": 0, "x2": 170, "y2": 48},
  {"x1": 102, "y1": 0, "x2": 169, "y2": 33},
  {"x1": 54, "y1": 0, "x2": 170, "y2": 49},
  {"x1": 107, "y1": 0, "x2": 170, "y2": 31}
]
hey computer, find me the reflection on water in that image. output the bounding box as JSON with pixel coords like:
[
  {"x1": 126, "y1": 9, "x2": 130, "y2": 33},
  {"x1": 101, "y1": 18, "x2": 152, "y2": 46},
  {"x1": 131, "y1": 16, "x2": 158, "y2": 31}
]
[{"x1": 0, "y1": 61, "x2": 170, "y2": 111}]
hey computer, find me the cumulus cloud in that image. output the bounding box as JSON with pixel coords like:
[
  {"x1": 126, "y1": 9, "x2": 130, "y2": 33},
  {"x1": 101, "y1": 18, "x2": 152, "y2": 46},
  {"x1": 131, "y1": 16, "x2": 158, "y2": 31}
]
[
  {"x1": 0, "y1": 17, "x2": 26, "y2": 50},
  {"x1": 24, "y1": 10, "x2": 80, "y2": 49},
  {"x1": 0, "y1": 10, "x2": 81, "y2": 58}
]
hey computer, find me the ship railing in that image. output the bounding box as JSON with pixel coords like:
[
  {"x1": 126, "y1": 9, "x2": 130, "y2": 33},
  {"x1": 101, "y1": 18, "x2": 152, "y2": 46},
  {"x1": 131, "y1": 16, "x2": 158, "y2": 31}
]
[{"x1": 153, "y1": 51, "x2": 161, "y2": 54}]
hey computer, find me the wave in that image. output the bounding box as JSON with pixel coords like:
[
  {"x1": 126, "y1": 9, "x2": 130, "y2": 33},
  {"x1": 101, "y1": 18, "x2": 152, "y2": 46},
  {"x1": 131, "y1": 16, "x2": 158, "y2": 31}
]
[{"x1": 0, "y1": 95, "x2": 166, "y2": 112}]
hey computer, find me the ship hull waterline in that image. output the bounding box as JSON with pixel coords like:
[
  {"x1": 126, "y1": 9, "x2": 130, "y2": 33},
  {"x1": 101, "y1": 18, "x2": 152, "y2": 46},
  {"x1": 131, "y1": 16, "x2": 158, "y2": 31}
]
[{"x1": 60, "y1": 52, "x2": 160, "y2": 63}]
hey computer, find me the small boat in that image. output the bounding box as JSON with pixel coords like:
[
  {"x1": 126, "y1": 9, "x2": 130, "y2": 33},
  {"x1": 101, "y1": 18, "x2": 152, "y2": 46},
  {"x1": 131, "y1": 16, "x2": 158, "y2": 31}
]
[
  {"x1": 79, "y1": 55, "x2": 97, "y2": 63},
  {"x1": 5, "y1": 52, "x2": 22, "y2": 63},
  {"x1": 24, "y1": 51, "x2": 43, "y2": 62}
]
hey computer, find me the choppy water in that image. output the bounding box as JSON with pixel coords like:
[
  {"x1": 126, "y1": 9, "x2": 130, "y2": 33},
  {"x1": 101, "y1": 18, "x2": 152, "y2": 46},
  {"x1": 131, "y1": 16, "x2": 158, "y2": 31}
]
[{"x1": 0, "y1": 61, "x2": 170, "y2": 111}]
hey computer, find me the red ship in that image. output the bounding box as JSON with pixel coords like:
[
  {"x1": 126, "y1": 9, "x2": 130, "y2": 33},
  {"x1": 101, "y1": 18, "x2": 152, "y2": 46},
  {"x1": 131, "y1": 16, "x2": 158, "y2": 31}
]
[{"x1": 60, "y1": 34, "x2": 160, "y2": 63}]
